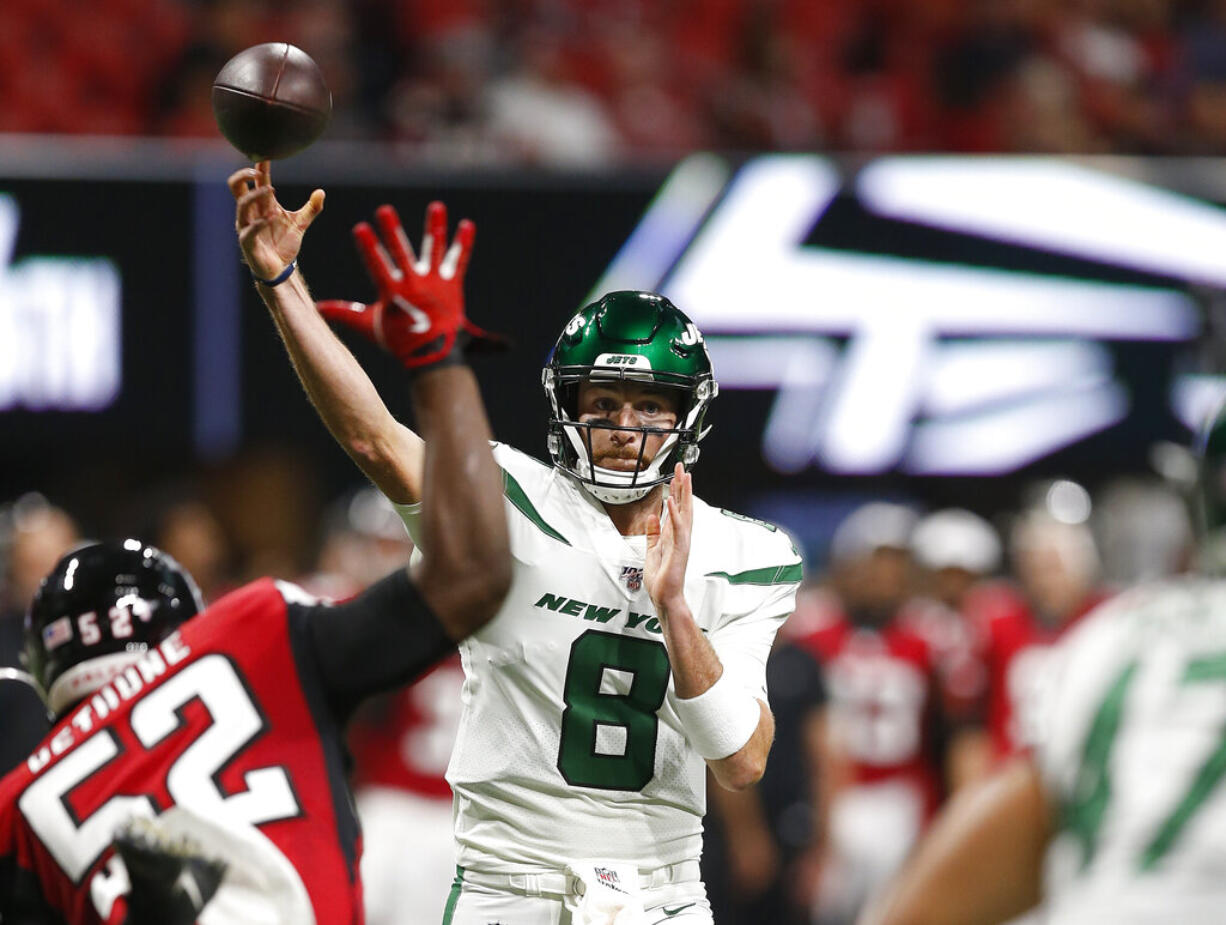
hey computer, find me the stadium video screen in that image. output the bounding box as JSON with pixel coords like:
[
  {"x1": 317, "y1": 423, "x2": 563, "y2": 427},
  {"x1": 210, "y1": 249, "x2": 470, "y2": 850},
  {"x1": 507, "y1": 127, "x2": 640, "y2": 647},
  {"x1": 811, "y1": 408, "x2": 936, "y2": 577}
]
[{"x1": 0, "y1": 154, "x2": 1220, "y2": 508}]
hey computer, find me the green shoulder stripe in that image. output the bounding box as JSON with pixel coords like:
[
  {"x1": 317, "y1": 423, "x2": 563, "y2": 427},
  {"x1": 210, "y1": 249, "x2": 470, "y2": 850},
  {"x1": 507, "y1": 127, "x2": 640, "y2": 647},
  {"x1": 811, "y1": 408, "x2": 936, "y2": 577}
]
[
  {"x1": 502, "y1": 468, "x2": 572, "y2": 545},
  {"x1": 706, "y1": 562, "x2": 803, "y2": 585}
]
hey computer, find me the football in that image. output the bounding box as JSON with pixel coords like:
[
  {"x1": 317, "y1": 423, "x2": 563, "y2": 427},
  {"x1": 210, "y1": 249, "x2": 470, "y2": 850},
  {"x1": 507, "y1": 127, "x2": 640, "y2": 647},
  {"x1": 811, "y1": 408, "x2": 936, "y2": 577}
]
[{"x1": 212, "y1": 43, "x2": 332, "y2": 161}]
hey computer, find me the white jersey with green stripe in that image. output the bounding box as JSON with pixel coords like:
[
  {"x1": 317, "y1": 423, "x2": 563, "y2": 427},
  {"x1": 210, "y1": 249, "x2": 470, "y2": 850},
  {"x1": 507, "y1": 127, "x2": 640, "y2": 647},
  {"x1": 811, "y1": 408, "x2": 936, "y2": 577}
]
[
  {"x1": 1036, "y1": 577, "x2": 1226, "y2": 923},
  {"x1": 396, "y1": 443, "x2": 801, "y2": 873}
]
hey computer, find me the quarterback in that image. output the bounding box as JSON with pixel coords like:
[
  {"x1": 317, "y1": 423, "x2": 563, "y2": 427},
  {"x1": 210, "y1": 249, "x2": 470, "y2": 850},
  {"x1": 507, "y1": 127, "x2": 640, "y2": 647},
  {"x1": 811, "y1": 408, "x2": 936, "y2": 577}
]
[
  {"x1": 249, "y1": 163, "x2": 803, "y2": 923},
  {"x1": 861, "y1": 402, "x2": 1226, "y2": 925}
]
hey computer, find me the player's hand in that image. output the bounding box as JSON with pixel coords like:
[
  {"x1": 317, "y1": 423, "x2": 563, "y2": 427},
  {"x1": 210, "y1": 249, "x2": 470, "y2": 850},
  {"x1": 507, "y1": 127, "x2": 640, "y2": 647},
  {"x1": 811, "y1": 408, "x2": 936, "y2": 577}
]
[
  {"x1": 228, "y1": 160, "x2": 324, "y2": 281},
  {"x1": 645, "y1": 463, "x2": 693, "y2": 618},
  {"x1": 113, "y1": 818, "x2": 227, "y2": 925},
  {"x1": 316, "y1": 202, "x2": 506, "y2": 370}
]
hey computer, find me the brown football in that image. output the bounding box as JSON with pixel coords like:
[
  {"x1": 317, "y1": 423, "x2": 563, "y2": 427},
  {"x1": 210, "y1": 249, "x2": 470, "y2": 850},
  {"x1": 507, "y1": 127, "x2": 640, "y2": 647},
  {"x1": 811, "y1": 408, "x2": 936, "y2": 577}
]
[{"x1": 212, "y1": 43, "x2": 331, "y2": 160}]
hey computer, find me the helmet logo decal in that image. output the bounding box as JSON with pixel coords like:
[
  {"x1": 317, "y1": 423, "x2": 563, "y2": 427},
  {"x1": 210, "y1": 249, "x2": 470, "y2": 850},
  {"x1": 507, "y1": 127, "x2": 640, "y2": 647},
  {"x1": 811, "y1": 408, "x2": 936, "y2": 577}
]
[
  {"x1": 564, "y1": 314, "x2": 585, "y2": 337},
  {"x1": 42, "y1": 617, "x2": 72, "y2": 651},
  {"x1": 595, "y1": 353, "x2": 651, "y2": 370},
  {"x1": 679, "y1": 323, "x2": 703, "y2": 346}
]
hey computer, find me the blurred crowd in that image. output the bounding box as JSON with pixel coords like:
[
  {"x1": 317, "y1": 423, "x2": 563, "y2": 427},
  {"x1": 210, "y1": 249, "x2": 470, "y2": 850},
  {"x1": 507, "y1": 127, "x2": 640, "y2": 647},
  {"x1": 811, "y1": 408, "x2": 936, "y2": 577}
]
[
  {"x1": 0, "y1": 466, "x2": 1198, "y2": 921},
  {"x1": 8, "y1": 0, "x2": 1226, "y2": 163}
]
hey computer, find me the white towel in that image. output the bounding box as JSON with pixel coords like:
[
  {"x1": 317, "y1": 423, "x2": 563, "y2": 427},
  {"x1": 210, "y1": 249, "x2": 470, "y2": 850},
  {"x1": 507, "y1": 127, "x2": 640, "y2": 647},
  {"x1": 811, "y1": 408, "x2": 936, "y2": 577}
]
[
  {"x1": 563, "y1": 860, "x2": 646, "y2": 925},
  {"x1": 156, "y1": 806, "x2": 316, "y2": 925}
]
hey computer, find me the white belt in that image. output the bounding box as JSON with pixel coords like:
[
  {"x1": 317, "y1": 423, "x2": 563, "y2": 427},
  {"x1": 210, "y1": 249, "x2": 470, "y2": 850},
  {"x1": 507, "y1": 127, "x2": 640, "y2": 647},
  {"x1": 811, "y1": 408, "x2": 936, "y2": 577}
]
[{"x1": 460, "y1": 860, "x2": 702, "y2": 897}]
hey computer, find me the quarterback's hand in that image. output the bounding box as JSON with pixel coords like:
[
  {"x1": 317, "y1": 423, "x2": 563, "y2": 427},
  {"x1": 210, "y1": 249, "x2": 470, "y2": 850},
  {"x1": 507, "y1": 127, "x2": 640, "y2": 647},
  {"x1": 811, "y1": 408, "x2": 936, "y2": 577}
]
[
  {"x1": 113, "y1": 818, "x2": 227, "y2": 925},
  {"x1": 228, "y1": 160, "x2": 324, "y2": 281},
  {"x1": 317, "y1": 202, "x2": 506, "y2": 370},
  {"x1": 645, "y1": 463, "x2": 693, "y2": 618}
]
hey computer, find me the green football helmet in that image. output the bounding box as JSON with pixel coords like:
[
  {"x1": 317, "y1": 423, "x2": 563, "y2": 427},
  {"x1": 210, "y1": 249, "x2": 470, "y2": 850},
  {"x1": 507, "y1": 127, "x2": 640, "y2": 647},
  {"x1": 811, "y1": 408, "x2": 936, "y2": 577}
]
[{"x1": 542, "y1": 291, "x2": 718, "y2": 504}]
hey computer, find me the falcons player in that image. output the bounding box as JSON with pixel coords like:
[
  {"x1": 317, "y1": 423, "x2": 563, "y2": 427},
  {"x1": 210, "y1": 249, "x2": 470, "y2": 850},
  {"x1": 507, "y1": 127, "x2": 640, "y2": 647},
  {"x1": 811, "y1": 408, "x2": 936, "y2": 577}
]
[
  {"x1": 349, "y1": 652, "x2": 464, "y2": 925},
  {"x1": 953, "y1": 492, "x2": 1110, "y2": 789},
  {"x1": 0, "y1": 167, "x2": 511, "y2": 924},
  {"x1": 793, "y1": 502, "x2": 945, "y2": 923}
]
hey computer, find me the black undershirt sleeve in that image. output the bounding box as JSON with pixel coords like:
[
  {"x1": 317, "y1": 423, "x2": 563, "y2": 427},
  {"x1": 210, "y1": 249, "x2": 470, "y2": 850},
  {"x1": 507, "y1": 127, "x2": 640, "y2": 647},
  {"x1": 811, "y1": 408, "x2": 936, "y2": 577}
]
[
  {"x1": 301, "y1": 569, "x2": 455, "y2": 720},
  {"x1": 0, "y1": 851, "x2": 65, "y2": 924}
]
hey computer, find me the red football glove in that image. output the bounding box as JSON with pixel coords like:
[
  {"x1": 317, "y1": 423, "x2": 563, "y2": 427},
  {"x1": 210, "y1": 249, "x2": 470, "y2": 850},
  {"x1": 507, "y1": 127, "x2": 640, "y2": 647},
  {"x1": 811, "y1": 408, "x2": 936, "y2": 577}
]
[{"x1": 317, "y1": 201, "x2": 505, "y2": 370}]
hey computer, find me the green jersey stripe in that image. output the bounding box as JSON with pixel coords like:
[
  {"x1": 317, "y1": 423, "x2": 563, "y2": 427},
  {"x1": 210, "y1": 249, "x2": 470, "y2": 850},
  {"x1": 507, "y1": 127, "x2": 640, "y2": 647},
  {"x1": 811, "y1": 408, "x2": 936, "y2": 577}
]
[
  {"x1": 705, "y1": 562, "x2": 803, "y2": 585},
  {"x1": 502, "y1": 468, "x2": 572, "y2": 545}
]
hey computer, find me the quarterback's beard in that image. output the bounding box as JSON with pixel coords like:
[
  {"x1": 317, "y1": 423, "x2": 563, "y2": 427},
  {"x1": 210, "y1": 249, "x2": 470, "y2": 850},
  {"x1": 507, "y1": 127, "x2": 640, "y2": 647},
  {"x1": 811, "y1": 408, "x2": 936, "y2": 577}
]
[{"x1": 591, "y1": 442, "x2": 654, "y2": 473}]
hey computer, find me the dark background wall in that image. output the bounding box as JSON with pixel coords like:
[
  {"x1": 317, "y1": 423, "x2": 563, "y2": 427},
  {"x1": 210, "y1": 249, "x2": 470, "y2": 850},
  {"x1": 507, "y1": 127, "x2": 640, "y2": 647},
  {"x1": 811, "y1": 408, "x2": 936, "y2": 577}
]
[{"x1": 0, "y1": 149, "x2": 1220, "y2": 569}]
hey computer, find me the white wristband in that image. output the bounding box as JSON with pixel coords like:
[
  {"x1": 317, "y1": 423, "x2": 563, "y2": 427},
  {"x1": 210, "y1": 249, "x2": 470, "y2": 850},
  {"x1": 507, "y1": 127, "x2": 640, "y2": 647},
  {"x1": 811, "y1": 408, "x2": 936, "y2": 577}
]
[{"x1": 672, "y1": 673, "x2": 760, "y2": 760}]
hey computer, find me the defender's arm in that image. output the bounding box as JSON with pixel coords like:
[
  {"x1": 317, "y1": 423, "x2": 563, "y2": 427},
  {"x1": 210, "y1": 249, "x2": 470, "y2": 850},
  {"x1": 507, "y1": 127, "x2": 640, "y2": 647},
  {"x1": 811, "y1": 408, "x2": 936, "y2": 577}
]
[{"x1": 858, "y1": 758, "x2": 1051, "y2": 925}]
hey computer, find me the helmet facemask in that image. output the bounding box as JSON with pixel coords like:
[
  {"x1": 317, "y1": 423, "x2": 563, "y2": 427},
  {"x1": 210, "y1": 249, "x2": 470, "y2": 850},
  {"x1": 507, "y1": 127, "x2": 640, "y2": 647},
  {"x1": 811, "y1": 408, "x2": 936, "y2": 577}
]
[{"x1": 544, "y1": 367, "x2": 716, "y2": 504}]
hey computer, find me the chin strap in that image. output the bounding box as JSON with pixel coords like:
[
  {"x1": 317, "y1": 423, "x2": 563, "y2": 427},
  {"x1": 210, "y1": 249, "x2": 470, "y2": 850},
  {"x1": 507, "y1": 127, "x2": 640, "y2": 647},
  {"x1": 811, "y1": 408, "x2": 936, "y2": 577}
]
[{"x1": 578, "y1": 475, "x2": 656, "y2": 506}]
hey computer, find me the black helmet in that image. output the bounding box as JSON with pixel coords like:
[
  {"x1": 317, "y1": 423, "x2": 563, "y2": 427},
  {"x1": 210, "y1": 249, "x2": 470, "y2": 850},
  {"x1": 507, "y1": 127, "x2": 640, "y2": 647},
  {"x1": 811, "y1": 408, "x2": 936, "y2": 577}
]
[{"x1": 25, "y1": 540, "x2": 204, "y2": 715}]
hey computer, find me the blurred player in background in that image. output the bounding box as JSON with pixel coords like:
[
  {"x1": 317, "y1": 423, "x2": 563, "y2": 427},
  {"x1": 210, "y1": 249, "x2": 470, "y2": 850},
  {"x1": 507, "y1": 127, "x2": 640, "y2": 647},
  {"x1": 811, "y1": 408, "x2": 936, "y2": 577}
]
[
  {"x1": 0, "y1": 495, "x2": 79, "y2": 776},
  {"x1": 793, "y1": 502, "x2": 946, "y2": 925},
  {"x1": 1093, "y1": 476, "x2": 1194, "y2": 587},
  {"x1": 702, "y1": 632, "x2": 827, "y2": 925},
  {"x1": 349, "y1": 653, "x2": 464, "y2": 924},
  {"x1": 954, "y1": 482, "x2": 1111, "y2": 787},
  {"x1": 0, "y1": 177, "x2": 511, "y2": 924},
  {"x1": 310, "y1": 486, "x2": 464, "y2": 924},
  {"x1": 901, "y1": 509, "x2": 1000, "y2": 792},
  {"x1": 150, "y1": 497, "x2": 235, "y2": 605},
  {"x1": 861, "y1": 405, "x2": 1226, "y2": 925},
  {"x1": 304, "y1": 486, "x2": 416, "y2": 600},
  {"x1": 246, "y1": 161, "x2": 802, "y2": 924}
]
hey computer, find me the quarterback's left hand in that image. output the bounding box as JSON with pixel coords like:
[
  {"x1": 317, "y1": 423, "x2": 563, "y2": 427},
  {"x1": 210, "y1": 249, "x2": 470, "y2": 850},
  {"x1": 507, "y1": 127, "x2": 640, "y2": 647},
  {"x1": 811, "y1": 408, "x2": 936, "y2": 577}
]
[
  {"x1": 317, "y1": 202, "x2": 506, "y2": 370},
  {"x1": 645, "y1": 463, "x2": 693, "y2": 618}
]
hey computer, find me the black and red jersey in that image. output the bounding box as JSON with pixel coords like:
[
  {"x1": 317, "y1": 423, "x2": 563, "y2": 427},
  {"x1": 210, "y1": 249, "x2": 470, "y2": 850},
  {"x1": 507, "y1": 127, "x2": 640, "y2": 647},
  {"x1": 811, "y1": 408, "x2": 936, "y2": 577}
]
[
  {"x1": 796, "y1": 603, "x2": 945, "y2": 816},
  {"x1": 0, "y1": 576, "x2": 428, "y2": 924},
  {"x1": 963, "y1": 581, "x2": 1110, "y2": 759}
]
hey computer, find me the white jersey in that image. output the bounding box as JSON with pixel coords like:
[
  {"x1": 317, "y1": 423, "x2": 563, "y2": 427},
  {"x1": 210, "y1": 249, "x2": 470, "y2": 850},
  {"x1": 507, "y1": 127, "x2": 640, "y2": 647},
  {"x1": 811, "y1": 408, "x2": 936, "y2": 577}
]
[
  {"x1": 397, "y1": 443, "x2": 800, "y2": 873},
  {"x1": 1037, "y1": 577, "x2": 1226, "y2": 923}
]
